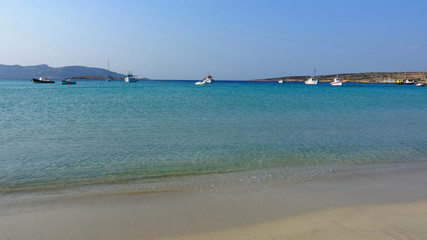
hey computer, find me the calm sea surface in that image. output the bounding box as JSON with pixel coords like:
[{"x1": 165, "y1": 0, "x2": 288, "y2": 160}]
[{"x1": 1, "y1": 79, "x2": 427, "y2": 193}]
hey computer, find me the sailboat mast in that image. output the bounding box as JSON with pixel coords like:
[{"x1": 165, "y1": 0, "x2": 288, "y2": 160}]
[
  {"x1": 398, "y1": 63, "x2": 400, "y2": 79},
  {"x1": 405, "y1": 64, "x2": 407, "y2": 79},
  {"x1": 106, "y1": 59, "x2": 110, "y2": 81}
]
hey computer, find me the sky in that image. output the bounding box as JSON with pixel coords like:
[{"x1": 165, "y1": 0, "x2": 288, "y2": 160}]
[{"x1": 0, "y1": 0, "x2": 426, "y2": 80}]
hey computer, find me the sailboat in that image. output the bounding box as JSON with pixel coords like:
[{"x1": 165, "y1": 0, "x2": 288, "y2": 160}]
[
  {"x1": 305, "y1": 68, "x2": 318, "y2": 85},
  {"x1": 106, "y1": 60, "x2": 112, "y2": 82},
  {"x1": 403, "y1": 65, "x2": 414, "y2": 85},
  {"x1": 395, "y1": 63, "x2": 403, "y2": 85},
  {"x1": 278, "y1": 73, "x2": 285, "y2": 83}
]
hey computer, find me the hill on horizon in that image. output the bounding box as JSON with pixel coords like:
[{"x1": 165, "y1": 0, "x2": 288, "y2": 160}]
[
  {"x1": 0, "y1": 64, "x2": 126, "y2": 79},
  {"x1": 253, "y1": 71, "x2": 427, "y2": 83}
]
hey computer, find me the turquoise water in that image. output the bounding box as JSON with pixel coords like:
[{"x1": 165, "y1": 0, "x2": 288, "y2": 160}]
[{"x1": 1, "y1": 79, "x2": 427, "y2": 192}]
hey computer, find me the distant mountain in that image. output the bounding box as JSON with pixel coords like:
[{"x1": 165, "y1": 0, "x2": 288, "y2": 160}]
[{"x1": 0, "y1": 64, "x2": 126, "y2": 79}]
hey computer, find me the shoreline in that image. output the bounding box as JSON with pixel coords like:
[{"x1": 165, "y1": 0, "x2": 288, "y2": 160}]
[
  {"x1": 2, "y1": 161, "x2": 426, "y2": 198},
  {"x1": 1, "y1": 165, "x2": 427, "y2": 239}
]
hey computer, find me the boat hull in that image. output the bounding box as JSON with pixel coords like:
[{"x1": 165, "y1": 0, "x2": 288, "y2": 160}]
[
  {"x1": 61, "y1": 80, "x2": 76, "y2": 85},
  {"x1": 305, "y1": 81, "x2": 318, "y2": 85},
  {"x1": 330, "y1": 82, "x2": 343, "y2": 86},
  {"x1": 305, "y1": 77, "x2": 318, "y2": 85},
  {"x1": 31, "y1": 78, "x2": 55, "y2": 84},
  {"x1": 124, "y1": 77, "x2": 137, "y2": 83}
]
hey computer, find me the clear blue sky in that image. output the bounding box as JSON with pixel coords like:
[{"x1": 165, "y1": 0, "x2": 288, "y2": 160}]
[{"x1": 1, "y1": 0, "x2": 426, "y2": 80}]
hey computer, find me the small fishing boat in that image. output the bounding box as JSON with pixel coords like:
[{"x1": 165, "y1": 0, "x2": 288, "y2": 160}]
[
  {"x1": 278, "y1": 79, "x2": 284, "y2": 84},
  {"x1": 305, "y1": 69, "x2": 318, "y2": 85},
  {"x1": 61, "y1": 78, "x2": 76, "y2": 85},
  {"x1": 330, "y1": 76, "x2": 343, "y2": 86},
  {"x1": 416, "y1": 82, "x2": 426, "y2": 87},
  {"x1": 395, "y1": 79, "x2": 403, "y2": 85},
  {"x1": 31, "y1": 77, "x2": 55, "y2": 84},
  {"x1": 195, "y1": 74, "x2": 213, "y2": 85},
  {"x1": 203, "y1": 74, "x2": 214, "y2": 84},
  {"x1": 305, "y1": 77, "x2": 318, "y2": 85},
  {"x1": 403, "y1": 79, "x2": 415, "y2": 85},
  {"x1": 124, "y1": 72, "x2": 138, "y2": 82}
]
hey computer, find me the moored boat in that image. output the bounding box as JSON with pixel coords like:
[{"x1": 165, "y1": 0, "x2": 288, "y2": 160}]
[
  {"x1": 195, "y1": 80, "x2": 207, "y2": 86},
  {"x1": 278, "y1": 79, "x2": 284, "y2": 84},
  {"x1": 31, "y1": 77, "x2": 55, "y2": 84},
  {"x1": 305, "y1": 69, "x2": 318, "y2": 85},
  {"x1": 61, "y1": 78, "x2": 76, "y2": 85},
  {"x1": 416, "y1": 82, "x2": 426, "y2": 87},
  {"x1": 403, "y1": 79, "x2": 415, "y2": 85},
  {"x1": 124, "y1": 72, "x2": 138, "y2": 83},
  {"x1": 395, "y1": 79, "x2": 403, "y2": 85},
  {"x1": 195, "y1": 74, "x2": 213, "y2": 85},
  {"x1": 106, "y1": 60, "x2": 111, "y2": 82},
  {"x1": 330, "y1": 76, "x2": 343, "y2": 86},
  {"x1": 305, "y1": 77, "x2": 318, "y2": 85},
  {"x1": 203, "y1": 74, "x2": 214, "y2": 84}
]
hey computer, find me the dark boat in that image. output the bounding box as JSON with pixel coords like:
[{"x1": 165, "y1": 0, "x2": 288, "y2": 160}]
[
  {"x1": 31, "y1": 77, "x2": 55, "y2": 83},
  {"x1": 61, "y1": 78, "x2": 77, "y2": 85}
]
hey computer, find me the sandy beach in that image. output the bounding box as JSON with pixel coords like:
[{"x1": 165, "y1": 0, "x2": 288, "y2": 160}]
[{"x1": 1, "y1": 167, "x2": 427, "y2": 240}]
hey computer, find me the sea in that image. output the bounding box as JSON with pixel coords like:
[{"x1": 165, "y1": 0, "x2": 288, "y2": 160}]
[{"x1": 1, "y1": 79, "x2": 427, "y2": 196}]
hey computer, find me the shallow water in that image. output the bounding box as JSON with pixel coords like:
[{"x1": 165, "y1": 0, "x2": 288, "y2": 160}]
[{"x1": 1, "y1": 79, "x2": 426, "y2": 192}]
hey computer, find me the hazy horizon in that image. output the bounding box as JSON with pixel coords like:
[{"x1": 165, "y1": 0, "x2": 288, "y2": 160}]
[{"x1": 1, "y1": 0, "x2": 426, "y2": 80}]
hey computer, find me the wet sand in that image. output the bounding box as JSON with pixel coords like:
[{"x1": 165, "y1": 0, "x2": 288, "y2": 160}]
[{"x1": 1, "y1": 167, "x2": 427, "y2": 240}]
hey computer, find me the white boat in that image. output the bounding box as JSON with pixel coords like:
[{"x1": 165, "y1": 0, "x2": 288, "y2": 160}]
[
  {"x1": 124, "y1": 72, "x2": 138, "y2": 82},
  {"x1": 305, "y1": 77, "x2": 318, "y2": 85},
  {"x1": 195, "y1": 74, "x2": 213, "y2": 85},
  {"x1": 278, "y1": 79, "x2": 284, "y2": 84},
  {"x1": 203, "y1": 74, "x2": 214, "y2": 84},
  {"x1": 305, "y1": 69, "x2": 318, "y2": 85},
  {"x1": 195, "y1": 80, "x2": 207, "y2": 86},
  {"x1": 403, "y1": 79, "x2": 414, "y2": 85},
  {"x1": 330, "y1": 76, "x2": 343, "y2": 86}
]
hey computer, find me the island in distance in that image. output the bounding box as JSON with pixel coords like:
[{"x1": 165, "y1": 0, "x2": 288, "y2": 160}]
[
  {"x1": 252, "y1": 71, "x2": 427, "y2": 84},
  {"x1": 0, "y1": 64, "x2": 129, "y2": 79}
]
